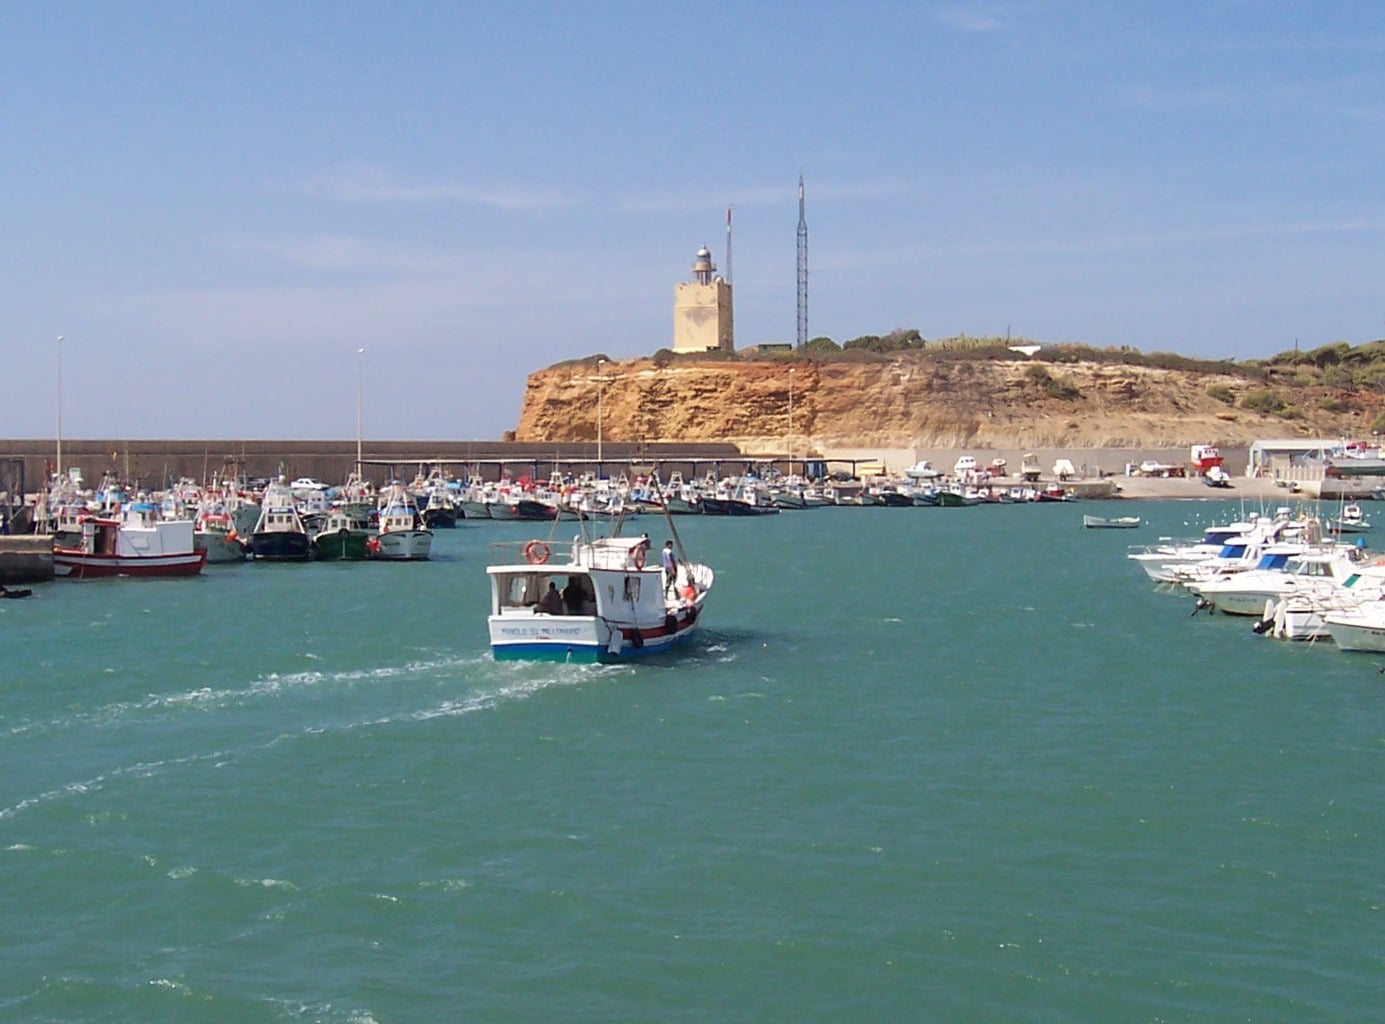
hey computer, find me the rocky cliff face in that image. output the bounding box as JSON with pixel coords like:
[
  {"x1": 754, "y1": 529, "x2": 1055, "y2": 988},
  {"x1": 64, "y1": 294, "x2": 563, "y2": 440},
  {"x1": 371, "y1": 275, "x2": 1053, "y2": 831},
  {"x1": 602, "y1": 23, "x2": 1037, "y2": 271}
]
[{"x1": 513, "y1": 356, "x2": 1369, "y2": 451}]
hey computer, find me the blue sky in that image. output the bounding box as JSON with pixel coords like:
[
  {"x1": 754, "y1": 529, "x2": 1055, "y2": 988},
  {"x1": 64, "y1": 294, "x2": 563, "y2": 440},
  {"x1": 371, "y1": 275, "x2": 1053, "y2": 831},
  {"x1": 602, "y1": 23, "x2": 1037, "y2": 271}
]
[{"x1": 5, "y1": 2, "x2": 1385, "y2": 441}]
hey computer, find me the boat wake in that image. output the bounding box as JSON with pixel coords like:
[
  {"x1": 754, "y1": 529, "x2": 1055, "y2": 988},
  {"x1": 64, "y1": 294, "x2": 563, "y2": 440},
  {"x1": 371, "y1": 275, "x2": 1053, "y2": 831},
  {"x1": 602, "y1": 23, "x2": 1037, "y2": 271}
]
[
  {"x1": 7, "y1": 654, "x2": 498, "y2": 737},
  {"x1": 0, "y1": 657, "x2": 624, "y2": 824},
  {"x1": 407, "y1": 661, "x2": 623, "y2": 723},
  {"x1": 0, "y1": 746, "x2": 232, "y2": 823}
]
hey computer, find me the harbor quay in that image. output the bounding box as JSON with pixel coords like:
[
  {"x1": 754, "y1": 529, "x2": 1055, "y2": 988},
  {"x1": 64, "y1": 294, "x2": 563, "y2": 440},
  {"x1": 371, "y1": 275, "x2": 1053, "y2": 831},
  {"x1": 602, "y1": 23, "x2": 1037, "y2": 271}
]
[
  {"x1": 0, "y1": 438, "x2": 1236, "y2": 494},
  {"x1": 0, "y1": 438, "x2": 745, "y2": 495},
  {"x1": 1, "y1": 438, "x2": 1256, "y2": 490},
  {"x1": 1, "y1": 438, "x2": 1371, "y2": 513}
]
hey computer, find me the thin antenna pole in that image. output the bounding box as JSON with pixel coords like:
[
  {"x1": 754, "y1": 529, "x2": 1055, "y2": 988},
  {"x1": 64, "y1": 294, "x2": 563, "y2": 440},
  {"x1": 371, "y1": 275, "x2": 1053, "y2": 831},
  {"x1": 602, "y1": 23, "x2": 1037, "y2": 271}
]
[
  {"x1": 725, "y1": 204, "x2": 733, "y2": 286},
  {"x1": 796, "y1": 176, "x2": 808, "y2": 348},
  {"x1": 355, "y1": 347, "x2": 365, "y2": 474},
  {"x1": 56, "y1": 334, "x2": 64, "y2": 480}
]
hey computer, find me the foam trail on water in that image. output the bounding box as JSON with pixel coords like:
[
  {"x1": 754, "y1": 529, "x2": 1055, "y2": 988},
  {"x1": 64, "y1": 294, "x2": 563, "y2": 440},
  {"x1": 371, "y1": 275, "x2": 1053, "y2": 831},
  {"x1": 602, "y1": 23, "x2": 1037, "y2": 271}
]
[
  {"x1": 1, "y1": 658, "x2": 620, "y2": 822},
  {"x1": 7, "y1": 654, "x2": 496, "y2": 736}
]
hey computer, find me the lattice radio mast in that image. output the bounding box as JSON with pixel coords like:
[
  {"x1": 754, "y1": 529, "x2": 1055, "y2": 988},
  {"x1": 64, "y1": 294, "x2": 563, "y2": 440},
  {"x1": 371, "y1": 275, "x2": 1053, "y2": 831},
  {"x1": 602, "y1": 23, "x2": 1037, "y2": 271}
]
[{"x1": 796, "y1": 175, "x2": 808, "y2": 348}]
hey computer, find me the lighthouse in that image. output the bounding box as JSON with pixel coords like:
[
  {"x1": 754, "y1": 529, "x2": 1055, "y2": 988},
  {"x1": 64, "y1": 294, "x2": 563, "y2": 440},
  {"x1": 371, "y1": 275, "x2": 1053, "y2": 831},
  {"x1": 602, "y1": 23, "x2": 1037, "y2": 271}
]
[{"x1": 672, "y1": 245, "x2": 734, "y2": 353}]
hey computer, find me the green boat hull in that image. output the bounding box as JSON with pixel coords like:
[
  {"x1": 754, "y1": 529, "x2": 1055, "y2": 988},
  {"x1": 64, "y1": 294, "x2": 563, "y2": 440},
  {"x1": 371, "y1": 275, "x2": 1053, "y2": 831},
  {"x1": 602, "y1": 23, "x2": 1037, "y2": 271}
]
[{"x1": 312, "y1": 529, "x2": 373, "y2": 561}]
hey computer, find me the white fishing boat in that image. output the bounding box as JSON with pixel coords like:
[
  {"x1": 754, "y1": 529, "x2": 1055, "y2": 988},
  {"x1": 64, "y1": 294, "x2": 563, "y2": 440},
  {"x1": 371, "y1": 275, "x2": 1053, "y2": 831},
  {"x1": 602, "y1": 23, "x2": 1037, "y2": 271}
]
[
  {"x1": 370, "y1": 484, "x2": 432, "y2": 560},
  {"x1": 193, "y1": 502, "x2": 247, "y2": 563},
  {"x1": 54, "y1": 501, "x2": 206, "y2": 578},
  {"x1": 486, "y1": 523, "x2": 713, "y2": 662}
]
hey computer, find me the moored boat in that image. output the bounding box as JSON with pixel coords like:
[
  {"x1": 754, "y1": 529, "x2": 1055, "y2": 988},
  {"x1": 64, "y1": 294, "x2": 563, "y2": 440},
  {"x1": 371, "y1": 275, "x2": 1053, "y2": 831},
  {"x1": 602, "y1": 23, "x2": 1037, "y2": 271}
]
[
  {"x1": 194, "y1": 506, "x2": 247, "y2": 563},
  {"x1": 1326, "y1": 503, "x2": 1371, "y2": 535},
  {"x1": 421, "y1": 488, "x2": 459, "y2": 529},
  {"x1": 369, "y1": 484, "x2": 433, "y2": 560},
  {"x1": 1083, "y1": 514, "x2": 1141, "y2": 529},
  {"x1": 54, "y1": 502, "x2": 206, "y2": 578},
  {"x1": 311, "y1": 508, "x2": 374, "y2": 560},
  {"x1": 249, "y1": 479, "x2": 312, "y2": 562},
  {"x1": 1323, "y1": 600, "x2": 1385, "y2": 652}
]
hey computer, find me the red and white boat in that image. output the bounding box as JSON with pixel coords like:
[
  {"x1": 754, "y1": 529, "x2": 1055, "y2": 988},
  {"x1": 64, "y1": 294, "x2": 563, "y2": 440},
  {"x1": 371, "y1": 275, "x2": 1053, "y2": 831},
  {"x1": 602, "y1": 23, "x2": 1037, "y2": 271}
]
[
  {"x1": 54, "y1": 502, "x2": 207, "y2": 578},
  {"x1": 1190, "y1": 444, "x2": 1225, "y2": 474}
]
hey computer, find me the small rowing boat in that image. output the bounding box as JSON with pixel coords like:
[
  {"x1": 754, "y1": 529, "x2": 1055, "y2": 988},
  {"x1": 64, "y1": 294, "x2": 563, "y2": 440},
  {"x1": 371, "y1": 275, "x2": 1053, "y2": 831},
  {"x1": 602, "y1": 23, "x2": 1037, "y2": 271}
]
[{"x1": 1083, "y1": 514, "x2": 1141, "y2": 529}]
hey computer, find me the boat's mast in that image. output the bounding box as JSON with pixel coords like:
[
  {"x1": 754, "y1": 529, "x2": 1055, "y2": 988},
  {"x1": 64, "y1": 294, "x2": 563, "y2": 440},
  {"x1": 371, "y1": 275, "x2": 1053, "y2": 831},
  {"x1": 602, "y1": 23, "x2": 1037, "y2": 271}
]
[
  {"x1": 55, "y1": 334, "x2": 63, "y2": 483},
  {"x1": 355, "y1": 347, "x2": 365, "y2": 476}
]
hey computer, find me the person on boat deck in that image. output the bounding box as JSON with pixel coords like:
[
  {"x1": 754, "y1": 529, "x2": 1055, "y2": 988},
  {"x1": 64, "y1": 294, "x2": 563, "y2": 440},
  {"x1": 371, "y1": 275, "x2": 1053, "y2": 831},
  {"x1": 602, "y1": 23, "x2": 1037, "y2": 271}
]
[
  {"x1": 538, "y1": 581, "x2": 564, "y2": 615},
  {"x1": 562, "y1": 576, "x2": 585, "y2": 614},
  {"x1": 661, "y1": 540, "x2": 677, "y2": 588}
]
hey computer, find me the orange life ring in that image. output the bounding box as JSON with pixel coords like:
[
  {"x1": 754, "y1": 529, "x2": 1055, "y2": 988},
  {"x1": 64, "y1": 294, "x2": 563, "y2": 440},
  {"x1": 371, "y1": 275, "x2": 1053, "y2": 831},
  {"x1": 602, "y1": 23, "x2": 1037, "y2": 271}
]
[
  {"x1": 632, "y1": 545, "x2": 646, "y2": 569},
  {"x1": 524, "y1": 540, "x2": 550, "y2": 564}
]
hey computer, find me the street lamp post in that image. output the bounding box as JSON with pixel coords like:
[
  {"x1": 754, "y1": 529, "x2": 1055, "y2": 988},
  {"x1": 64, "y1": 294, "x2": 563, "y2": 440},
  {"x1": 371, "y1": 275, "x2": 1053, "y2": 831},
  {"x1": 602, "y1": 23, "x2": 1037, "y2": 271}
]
[
  {"x1": 355, "y1": 347, "x2": 365, "y2": 474},
  {"x1": 787, "y1": 367, "x2": 795, "y2": 474},
  {"x1": 56, "y1": 334, "x2": 64, "y2": 482},
  {"x1": 597, "y1": 358, "x2": 606, "y2": 466}
]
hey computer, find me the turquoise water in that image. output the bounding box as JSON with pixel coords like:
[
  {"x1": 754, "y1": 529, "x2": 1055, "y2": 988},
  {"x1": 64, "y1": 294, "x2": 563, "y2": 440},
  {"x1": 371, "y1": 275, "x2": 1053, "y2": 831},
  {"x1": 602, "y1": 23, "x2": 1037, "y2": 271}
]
[{"x1": 2, "y1": 502, "x2": 1381, "y2": 1022}]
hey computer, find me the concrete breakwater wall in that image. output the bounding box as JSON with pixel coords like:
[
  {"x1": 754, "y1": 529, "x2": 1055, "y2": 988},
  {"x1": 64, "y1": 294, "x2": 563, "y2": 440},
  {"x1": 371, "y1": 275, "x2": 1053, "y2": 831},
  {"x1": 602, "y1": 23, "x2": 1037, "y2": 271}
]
[{"x1": 0, "y1": 536, "x2": 54, "y2": 584}]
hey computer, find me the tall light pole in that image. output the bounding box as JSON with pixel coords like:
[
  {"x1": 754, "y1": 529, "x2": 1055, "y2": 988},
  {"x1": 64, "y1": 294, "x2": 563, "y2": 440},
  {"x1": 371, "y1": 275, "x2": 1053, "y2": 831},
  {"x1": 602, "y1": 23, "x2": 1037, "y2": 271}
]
[
  {"x1": 355, "y1": 347, "x2": 365, "y2": 475},
  {"x1": 596, "y1": 358, "x2": 606, "y2": 467},
  {"x1": 787, "y1": 366, "x2": 795, "y2": 474},
  {"x1": 56, "y1": 334, "x2": 64, "y2": 481}
]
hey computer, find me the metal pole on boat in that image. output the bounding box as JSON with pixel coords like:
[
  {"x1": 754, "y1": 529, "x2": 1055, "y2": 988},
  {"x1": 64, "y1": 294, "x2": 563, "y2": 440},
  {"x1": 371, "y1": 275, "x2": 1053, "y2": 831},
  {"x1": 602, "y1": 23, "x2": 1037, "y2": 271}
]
[
  {"x1": 788, "y1": 366, "x2": 795, "y2": 476},
  {"x1": 597, "y1": 358, "x2": 605, "y2": 469},
  {"x1": 655, "y1": 490, "x2": 690, "y2": 571},
  {"x1": 355, "y1": 347, "x2": 365, "y2": 474},
  {"x1": 55, "y1": 334, "x2": 63, "y2": 482}
]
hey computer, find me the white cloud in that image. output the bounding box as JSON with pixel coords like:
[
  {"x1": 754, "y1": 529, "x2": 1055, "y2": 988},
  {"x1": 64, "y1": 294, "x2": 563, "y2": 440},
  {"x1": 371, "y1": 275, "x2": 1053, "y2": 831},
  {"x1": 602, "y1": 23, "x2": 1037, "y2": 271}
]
[
  {"x1": 613, "y1": 177, "x2": 915, "y2": 215},
  {"x1": 934, "y1": 4, "x2": 1005, "y2": 34},
  {"x1": 302, "y1": 161, "x2": 577, "y2": 211}
]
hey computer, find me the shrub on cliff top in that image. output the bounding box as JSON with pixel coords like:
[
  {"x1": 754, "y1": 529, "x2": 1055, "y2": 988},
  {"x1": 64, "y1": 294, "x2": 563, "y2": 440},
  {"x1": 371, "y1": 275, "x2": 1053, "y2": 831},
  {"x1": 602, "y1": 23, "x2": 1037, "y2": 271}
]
[
  {"x1": 1025, "y1": 363, "x2": 1081, "y2": 400},
  {"x1": 1241, "y1": 389, "x2": 1286, "y2": 414}
]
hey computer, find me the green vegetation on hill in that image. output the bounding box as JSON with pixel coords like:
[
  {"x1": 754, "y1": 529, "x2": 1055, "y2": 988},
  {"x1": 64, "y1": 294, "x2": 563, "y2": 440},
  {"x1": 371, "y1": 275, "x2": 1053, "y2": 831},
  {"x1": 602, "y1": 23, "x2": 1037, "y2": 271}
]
[{"x1": 545, "y1": 335, "x2": 1385, "y2": 432}]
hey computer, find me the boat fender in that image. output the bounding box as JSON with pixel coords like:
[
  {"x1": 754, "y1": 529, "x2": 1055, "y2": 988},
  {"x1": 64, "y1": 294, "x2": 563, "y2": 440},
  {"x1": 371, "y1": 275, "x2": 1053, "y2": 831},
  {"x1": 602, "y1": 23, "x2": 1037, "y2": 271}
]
[
  {"x1": 630, "y1": 630, "x2": 643, "y2": 649},
  {"x1": 664, "y1": 613, "x2": 677, "y2": 633},
  {"x1": 524, "y1": 540, "x2": 550, "y2": 564}
]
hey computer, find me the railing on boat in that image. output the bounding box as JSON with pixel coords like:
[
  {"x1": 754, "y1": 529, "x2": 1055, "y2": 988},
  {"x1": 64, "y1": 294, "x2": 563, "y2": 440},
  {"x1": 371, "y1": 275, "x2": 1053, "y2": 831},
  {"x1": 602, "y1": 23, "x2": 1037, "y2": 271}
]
[{"x1": 488, "y1": 536, "x2": 650, "y2": 572}]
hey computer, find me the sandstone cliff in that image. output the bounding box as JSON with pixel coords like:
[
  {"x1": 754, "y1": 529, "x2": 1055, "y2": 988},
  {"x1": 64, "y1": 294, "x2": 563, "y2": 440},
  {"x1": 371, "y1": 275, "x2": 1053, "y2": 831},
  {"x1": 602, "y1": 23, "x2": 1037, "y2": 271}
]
[{"x1": 514, "y1": 355, "x2": 1372, "y2": 452}]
